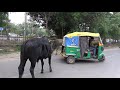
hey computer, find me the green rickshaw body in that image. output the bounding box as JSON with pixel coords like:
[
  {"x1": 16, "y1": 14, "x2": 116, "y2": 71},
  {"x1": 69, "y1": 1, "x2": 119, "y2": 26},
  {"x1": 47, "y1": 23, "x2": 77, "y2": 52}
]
[
  {"x1": 65, "y1": 46, "x2": 81, "y2": 58},
  {"x1": 98, "y1": 45, "x2": 104, "y2": 60},
  {"x1": 65, "y1": 46, "x2": 104, "y2": 59},
  {"x1": 62, "y1": 32, "x2": 105, "y2": 62},
  {"x1": 64, "y1": 41, "x2": 104, "y2": 60}
]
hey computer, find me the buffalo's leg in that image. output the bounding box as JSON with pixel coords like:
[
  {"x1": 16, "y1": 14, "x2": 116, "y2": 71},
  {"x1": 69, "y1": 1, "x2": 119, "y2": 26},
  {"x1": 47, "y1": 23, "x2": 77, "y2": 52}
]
[
  {"x1": 18, "y1": 57, "x2": 27, "y2": 78},
  {"x1": 48, "y1": 56, "x2": 52, "y2": 72},
  {"x1": 29, "y1": 59, "x2": 36, "y2": 78},
  {"x1": 41, "y1": 59, "x2": 44, "y2": 73}
]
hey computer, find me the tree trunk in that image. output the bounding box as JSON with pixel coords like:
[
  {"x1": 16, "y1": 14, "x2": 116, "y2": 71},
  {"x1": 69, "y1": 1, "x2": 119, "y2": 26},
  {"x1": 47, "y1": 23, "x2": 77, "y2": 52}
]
[
  {"x1": 102, "y1": 38, "x2": 106, "y2": 44},
  {"x1": 5, "y1": 28, "x2": 10, "y2": 40},
  {"x1": 32, "y1": 27, "x2": 33, "y2": 35},
  {"x1": 62, "y1": 26, "x2": 63, "y2": 38},
  {"x1": 44, "y1": 13, "x2": 50, "y2": 36}
]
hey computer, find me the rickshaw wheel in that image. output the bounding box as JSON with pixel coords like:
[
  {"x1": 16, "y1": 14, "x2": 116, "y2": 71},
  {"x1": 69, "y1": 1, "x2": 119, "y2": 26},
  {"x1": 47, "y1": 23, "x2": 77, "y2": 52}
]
[
  {"x1": 66, "y1": 56, "x2": 75, "y2": 64},
  {"x1": 99, "y1": 55, "x2": 105, "y2": 62}
]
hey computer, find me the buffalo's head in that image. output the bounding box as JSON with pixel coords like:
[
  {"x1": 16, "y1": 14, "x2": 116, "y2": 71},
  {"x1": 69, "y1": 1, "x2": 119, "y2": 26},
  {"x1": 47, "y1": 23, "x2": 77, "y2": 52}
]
[{"x1": 49, "y1": 40, "x2": 56, "y2": 51}]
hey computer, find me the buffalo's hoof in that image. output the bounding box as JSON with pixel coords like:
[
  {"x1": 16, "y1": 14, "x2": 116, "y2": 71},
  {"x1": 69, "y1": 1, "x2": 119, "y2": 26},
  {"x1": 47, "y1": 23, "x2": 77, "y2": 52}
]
[
  {"x1": 50, "y1": 70, "x2": 52, "y2": 72},
  {"x1": 41, "y1": 71, "x2": 44, "y2": 74},
  {"x1": 19, "y1": 75, "x2": 22, "y2": 78}
]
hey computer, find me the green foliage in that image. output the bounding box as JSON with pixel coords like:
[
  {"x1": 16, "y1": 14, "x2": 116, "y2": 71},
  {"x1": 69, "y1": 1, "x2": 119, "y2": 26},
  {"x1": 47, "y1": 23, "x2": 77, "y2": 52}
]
[
  {"x1": 28, "y1": 12, "x2": 111, "y2": 38},
  {"x1": 8, "y1": 22, "x2": 49, "y2": 37},
  {"x1": 8, "y1": 12, "x2": 120, "y2": 42},
  {"x1": 0, "y1": 12, "x2": 9, "y2": 27}
]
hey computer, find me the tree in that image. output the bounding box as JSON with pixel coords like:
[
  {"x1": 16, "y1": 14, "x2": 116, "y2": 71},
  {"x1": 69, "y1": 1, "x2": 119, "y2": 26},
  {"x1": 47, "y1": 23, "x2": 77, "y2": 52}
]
[
  {"x1": 28, "y1": 12, "x2": 55, "y2": 35},
  {"x1": 48, "y1": 12, "x2": 81, "y2": 38},
  {"x1": 0, "y1": 12, "x2": 10, "y2": 40},
  {"x1": 108, "y1": 12, "x2": 120, "y2": 42},
  {"x1": 28, "y1": 12, "x2": 120, "y2": 42}
]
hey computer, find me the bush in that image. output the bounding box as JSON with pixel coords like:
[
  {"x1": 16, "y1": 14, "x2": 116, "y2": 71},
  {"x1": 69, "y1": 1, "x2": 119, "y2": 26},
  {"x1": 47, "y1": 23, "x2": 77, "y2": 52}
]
[{"x1": 0, "y1": 45, "x2": 21, "y2": 54}]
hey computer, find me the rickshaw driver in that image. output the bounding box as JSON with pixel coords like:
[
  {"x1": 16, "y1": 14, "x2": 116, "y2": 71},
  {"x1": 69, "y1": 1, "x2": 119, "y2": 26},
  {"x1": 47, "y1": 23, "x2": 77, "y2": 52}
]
[{"x1": 89, "y1": 37, "x2": 99, "y2": 58}]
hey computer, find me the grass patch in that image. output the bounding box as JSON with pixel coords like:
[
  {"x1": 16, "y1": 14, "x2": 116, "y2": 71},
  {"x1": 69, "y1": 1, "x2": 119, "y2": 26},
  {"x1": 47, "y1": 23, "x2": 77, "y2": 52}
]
[
  {"x1": 15, "y1": 45, "x2": 21, "y2": 51},
  {"x1": 0, "y1": 45, "x2": 20, "y2": 55}
]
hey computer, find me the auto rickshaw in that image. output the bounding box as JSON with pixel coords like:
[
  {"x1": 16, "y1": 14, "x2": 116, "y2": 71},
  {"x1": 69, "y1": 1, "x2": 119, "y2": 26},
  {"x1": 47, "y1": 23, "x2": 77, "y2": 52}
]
[{"x1": 61, "y1": 32, "x2": 105, "y2": 64}]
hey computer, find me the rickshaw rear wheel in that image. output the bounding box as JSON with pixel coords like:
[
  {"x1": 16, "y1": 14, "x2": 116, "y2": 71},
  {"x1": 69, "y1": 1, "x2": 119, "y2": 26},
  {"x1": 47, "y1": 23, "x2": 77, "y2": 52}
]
[
  {"x1": 99, "y1": 55, "x2": 105, "y2": 62},
  {"x1": 66, "y1": 56, "x2": 75, "y2": 64}
]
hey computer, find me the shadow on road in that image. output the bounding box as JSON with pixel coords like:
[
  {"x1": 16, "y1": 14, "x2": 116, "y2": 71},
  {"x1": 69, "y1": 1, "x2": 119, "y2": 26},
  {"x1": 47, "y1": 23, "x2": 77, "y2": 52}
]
[
  {"x1": 54, "y1": 55, "x2": 101, "y2": 65},
  {"x1": 75, "y1": 60, "x2": 97, "y2": 63}
]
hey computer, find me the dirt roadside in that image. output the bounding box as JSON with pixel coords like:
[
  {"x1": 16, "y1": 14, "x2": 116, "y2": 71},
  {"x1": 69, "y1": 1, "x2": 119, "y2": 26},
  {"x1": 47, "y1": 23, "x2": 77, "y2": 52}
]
[
  {"x1": 0, "y1": 52, "x2": 20, "y2": 62},
  {"x1": 0, "y1": 46, "x2": 119, "y2": 62}
]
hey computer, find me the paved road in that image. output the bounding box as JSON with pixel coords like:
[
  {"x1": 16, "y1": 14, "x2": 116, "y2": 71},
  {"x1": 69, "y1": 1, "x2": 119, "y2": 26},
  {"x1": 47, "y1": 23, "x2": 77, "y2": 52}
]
[{"x1": 0, "y1": 47, "x2": 120, "y2": 78}]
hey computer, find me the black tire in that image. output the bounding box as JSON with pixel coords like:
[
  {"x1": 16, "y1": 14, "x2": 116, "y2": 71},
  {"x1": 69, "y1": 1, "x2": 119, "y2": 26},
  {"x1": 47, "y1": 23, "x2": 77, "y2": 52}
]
[
  {"x1": 66, "y1": 56, "x2": 75, "y2": 64},
  {"x1": 99, "y1": 55, "x2": 105, "y2": 62}
]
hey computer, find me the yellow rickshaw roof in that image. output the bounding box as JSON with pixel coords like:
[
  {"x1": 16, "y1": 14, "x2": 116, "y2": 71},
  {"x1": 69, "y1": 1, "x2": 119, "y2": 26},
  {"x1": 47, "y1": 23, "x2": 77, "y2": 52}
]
[{"x1": 65, "y1": 32, "x2": 100, "y2": 38}]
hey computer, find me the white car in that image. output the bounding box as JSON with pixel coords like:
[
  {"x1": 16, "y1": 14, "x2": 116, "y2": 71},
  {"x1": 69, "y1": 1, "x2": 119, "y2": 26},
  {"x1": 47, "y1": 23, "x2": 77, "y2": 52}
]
[
  {"x1": 8, "y1": 33, "x2": 20, "y2": 41},
  {"x1": 8, "y1": 33, "x2": 19, "y2": 37}
]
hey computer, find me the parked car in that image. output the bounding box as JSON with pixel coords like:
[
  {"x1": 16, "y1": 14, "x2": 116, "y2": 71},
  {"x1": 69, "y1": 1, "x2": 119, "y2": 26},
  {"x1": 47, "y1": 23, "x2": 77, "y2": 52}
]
[{"x1": 8, "y1": 33, "x2": 20, "y2": 41}]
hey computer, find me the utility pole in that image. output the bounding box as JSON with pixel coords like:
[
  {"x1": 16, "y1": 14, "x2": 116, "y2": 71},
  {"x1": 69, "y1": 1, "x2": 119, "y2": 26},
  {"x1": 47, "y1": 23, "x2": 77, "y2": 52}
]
[{"x1": 24, "y1": 12, "x2": 27, "y2": 41}]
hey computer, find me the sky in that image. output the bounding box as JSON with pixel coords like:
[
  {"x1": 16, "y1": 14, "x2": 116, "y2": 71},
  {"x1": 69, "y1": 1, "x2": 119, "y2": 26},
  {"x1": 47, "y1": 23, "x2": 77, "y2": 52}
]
[
  {"x1": 8, "y1": 12, "x2": 30, "y2": 25},
  {"x1": 8, "y1": 12, "x2": 43, "y2": 28}
]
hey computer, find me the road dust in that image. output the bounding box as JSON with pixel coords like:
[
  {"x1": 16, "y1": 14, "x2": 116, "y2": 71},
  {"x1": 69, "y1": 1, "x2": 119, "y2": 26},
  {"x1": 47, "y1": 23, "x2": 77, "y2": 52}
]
[{"x1": 0, "y1": 52, "x2": 20, "y2": 62}]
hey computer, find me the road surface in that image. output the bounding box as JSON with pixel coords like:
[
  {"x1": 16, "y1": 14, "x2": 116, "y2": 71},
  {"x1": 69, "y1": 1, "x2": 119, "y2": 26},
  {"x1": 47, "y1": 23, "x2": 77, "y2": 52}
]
[{"x1": 0, "y1": 47, "x2": 120, "y2": 78}]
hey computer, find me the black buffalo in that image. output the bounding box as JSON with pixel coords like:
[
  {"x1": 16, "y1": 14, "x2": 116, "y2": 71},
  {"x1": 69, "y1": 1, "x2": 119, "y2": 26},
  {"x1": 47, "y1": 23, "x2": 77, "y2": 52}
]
[{"x1": 18, "y1": 37, "x2": 54, "y2": 78}]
